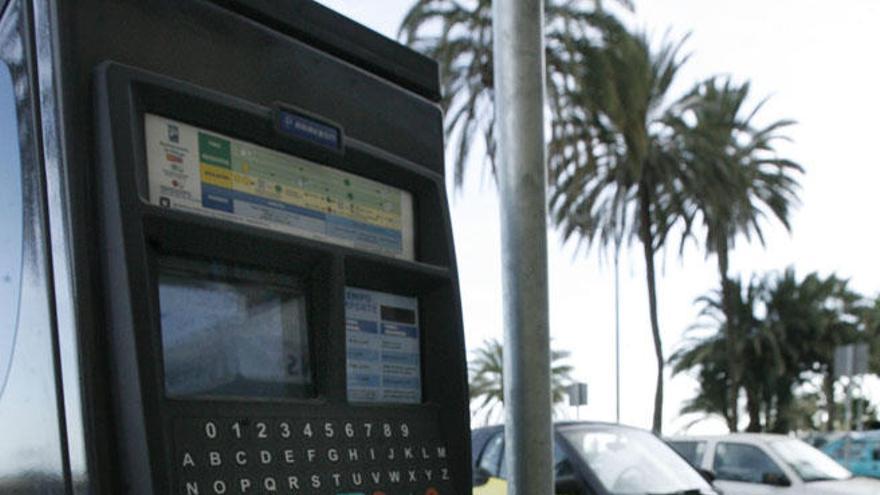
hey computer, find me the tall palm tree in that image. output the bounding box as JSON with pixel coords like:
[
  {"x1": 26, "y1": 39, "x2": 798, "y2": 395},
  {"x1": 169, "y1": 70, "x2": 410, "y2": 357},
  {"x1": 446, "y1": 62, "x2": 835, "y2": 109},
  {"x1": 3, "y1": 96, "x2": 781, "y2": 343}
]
[
  {"x1": 549, "y1": 18, "x2": 691, "y2": 433},
  {"x1": 671, "y1": 77, "x2": 803, "y2": 429},
  {"x1": 469, "y1": 338, "x2": 574, "y2": 424},
  {"x1": 398, "y1": 0, "x2": 632, "y2": 186}
]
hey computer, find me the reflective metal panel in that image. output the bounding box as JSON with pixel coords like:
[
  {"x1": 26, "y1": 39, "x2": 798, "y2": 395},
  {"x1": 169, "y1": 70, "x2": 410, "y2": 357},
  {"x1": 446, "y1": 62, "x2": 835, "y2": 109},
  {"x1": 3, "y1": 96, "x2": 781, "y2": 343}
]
[
  {"x1": 0, "y1": 0, "x2": 68, "y2": 492},
  {"x1": 32, "y1": 0, "x2": 90, "y2": 491}
]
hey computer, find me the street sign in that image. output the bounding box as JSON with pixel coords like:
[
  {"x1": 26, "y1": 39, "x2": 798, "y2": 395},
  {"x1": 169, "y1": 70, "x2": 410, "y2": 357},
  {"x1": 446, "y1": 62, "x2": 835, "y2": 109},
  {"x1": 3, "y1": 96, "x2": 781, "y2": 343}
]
[
  {"x1": 568, "y1": 383, "x2": 589, "y2": 406},
  {"x1": 834, "y1": 343, "x2": 871, "y2": 378}
]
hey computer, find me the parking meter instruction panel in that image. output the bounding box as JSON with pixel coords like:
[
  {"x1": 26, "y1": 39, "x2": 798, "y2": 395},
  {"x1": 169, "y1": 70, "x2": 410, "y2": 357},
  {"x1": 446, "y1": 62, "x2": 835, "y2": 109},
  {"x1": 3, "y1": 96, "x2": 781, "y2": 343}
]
[
  {"x1": 95, "y1": 64, "x2": 469, "y2": 495},
  {"x1": 345, "y1": 288, "x2": 422, "y2": 404},
  {"x1": 144, "y1": 114, "x2": 415, "y2": 262}
]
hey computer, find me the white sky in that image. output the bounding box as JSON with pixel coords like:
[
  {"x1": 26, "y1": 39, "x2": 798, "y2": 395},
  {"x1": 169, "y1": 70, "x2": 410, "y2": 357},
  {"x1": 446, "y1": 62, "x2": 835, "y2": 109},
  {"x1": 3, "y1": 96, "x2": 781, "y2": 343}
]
[{"x1": 316, "y1": 0, "x2": 880, "y2": 434}]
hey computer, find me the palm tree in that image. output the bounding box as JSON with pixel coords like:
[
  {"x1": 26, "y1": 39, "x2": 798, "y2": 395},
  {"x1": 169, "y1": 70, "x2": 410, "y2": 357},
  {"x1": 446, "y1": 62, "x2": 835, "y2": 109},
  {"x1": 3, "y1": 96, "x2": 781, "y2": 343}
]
[
  {"x1": 671, "y1": 77, "x2": 803, "y2": 430},
  {"x1": 468, "y1": 338, "x2": 574, "y2": 424},
  {"x1": 398, "y1": 0, "x2": 632, "y2": 186},
  {"x1": 469, "y1": 339, "x2": 505, "y2": 423},
  {"x1": 675, "y1": 269, "x2": 864, "y2": 432},
  {"x1": 762, "y1": 269, "x2": 861, "y2": 431},
  {"x1": 549, "y1": 18, "x2": 691, "y2": 433},
  {"x1": 858, "y1": 296, "x2": 880, "y2": 374},
  {"x1": 670, "y1": 331, "x2": 731, "y2": 428},
  {"x1": 671, "y1": 277, "x2": 782, "y2": 432}
]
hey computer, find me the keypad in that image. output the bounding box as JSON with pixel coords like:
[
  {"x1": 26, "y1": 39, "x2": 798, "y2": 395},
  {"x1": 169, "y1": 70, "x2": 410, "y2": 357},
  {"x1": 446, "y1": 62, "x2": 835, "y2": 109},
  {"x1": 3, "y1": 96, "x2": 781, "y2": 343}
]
[{"x1": 174, "y1": 417, "x2": 453, "y2": 495}]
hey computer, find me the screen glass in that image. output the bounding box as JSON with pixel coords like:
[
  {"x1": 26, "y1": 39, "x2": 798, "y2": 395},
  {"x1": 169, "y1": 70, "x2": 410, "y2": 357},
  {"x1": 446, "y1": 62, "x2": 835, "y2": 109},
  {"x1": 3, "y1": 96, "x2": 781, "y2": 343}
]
[
  {"x1": 159, "y1": 257, "x2": 311, "y2": 399},
  {"x1": 144, "y1": 113, "x2": 415, "y2": 260},
  {"x1": 345, "y1": 287, "x2": 421, "y2": 404}
]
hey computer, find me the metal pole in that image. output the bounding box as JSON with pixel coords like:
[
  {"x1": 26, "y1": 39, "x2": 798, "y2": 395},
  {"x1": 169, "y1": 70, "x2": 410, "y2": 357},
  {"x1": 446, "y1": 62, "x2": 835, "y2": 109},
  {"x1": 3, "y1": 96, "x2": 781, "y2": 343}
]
[
  {"x1": 493, "y1": 0, "x2": 553, "y2": 494},
  {"x1": 614, "y1": 248, "x2": 621, "y2": 424},
  {"x1": 855, "y1": 378, "x2": 864, "y2": 432},
  {"x1": 844, "y1": 346, "x2": 854, "y2": 430},
  {"x1": 844, "y1": 378, "x2": 853, "y2": 431}
]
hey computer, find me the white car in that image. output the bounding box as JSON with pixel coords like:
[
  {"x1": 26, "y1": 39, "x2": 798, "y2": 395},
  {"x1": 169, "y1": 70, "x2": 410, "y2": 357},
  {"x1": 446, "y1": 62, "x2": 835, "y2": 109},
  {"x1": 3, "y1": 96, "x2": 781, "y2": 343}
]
[{"x1": 667, "y1": 433, "x2": 880, "y2": 495}]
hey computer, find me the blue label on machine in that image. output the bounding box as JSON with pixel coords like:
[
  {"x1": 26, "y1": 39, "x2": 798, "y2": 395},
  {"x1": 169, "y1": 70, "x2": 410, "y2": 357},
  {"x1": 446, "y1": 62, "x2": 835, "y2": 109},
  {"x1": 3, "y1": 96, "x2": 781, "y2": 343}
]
[
  {"x1": 277, "y1": 108, "x2": 341, "y2": 150},
  {"x1": 345, "y1": 287, "x2": 421, "y2": 404}
]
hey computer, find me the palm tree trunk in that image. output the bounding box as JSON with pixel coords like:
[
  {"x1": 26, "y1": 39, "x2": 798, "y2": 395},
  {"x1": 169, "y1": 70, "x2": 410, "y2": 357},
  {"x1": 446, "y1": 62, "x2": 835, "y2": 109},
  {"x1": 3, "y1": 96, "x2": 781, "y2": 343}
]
[
  {"x1": 824, "y1": 363, "x2": 836, "y2": 432},
  {"x1": 745, "y1": 387, "x2": 762, "y2": 432},
  {"x1": 716, "y1": 242, "x2": 740, "y2": 432},
  {"x1": 639, "y1": 186, "x2": 664, "y2": 434},
  {"x1": 773, "y1": 383, "x2": 794, "y2": 433}
]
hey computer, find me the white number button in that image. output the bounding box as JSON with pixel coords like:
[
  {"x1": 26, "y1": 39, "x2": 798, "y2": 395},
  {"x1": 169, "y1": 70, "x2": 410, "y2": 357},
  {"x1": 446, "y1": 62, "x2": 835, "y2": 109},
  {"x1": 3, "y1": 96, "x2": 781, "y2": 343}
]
[
  {"x1": 279, "y1": 422, "x2": 292, "y2": 439},
  {"x1": 256, "y1": 422, "x2": 268, "y2": 439}
]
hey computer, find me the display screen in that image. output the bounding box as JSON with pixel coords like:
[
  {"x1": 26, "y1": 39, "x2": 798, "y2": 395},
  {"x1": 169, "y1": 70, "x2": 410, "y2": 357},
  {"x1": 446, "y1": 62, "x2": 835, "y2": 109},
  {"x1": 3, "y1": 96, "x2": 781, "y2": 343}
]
[
  {"x1": 144, "y1": 113, "x2": 415, "y2": 260},
  {"x1": 159, "y1": 258, "x2": 311, "y2": 399},
  {"x1": 345, "y1": 287, "x2": 421, "y2": 404}
]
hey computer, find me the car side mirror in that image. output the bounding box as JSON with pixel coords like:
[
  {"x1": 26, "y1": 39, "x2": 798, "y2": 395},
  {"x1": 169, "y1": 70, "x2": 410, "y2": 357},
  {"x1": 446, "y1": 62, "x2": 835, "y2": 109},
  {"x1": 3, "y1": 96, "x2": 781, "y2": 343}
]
[
  {"x1": 762, "y1": 472, "x2": 791, "y2": 487},
  {"x1": 697, "y1": 468, "x2": 716, "y2": 483},
  {"x1": 473, "y1": 467, "x2": 492, "y2": 486},
  {"x1": 555, "y1": 474, "x2": 584, "y2": 495},
  {"x1": 873, "y1": 448, "x2": 880, "y2": 461}
]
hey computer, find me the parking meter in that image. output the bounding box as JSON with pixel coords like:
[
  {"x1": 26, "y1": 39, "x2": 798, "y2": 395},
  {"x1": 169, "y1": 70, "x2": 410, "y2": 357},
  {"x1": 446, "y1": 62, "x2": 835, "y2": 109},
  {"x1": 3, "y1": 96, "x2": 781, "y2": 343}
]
[{"x1": 0, "y1": 1, "x2": 470, "y2": 494}]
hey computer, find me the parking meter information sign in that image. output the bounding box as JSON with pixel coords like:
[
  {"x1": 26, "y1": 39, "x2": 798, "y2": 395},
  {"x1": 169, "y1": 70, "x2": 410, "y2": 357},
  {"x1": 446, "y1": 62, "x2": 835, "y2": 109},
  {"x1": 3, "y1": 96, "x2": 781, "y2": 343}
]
[
  {"x1": 345, "y1": 287, "x2": 422, "y2": 404},
  {"x1": 144, "y1": 114, "x2": 415, "y2": 260}
]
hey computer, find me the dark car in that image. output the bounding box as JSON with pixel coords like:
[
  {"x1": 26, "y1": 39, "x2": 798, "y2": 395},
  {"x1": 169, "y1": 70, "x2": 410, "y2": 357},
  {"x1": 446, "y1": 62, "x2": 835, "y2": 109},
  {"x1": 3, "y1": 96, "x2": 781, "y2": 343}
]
[{"x1": 472, "y1": 422, "x2": 719, "y2": 495}]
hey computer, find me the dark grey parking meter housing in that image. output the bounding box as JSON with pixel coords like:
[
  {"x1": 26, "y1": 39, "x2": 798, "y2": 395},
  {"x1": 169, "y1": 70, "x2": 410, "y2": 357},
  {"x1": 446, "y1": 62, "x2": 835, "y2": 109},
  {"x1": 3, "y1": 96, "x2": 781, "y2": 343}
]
[{"x1": 0, "y1": 0, "x2": 470, "y2": 493}]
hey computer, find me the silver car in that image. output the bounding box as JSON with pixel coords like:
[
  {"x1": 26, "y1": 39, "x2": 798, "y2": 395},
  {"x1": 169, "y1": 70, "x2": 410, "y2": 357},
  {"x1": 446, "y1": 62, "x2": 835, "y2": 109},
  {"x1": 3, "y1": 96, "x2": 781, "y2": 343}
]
[{"x1": 668, "y1": 433, "x2": 880, "y2": 494}]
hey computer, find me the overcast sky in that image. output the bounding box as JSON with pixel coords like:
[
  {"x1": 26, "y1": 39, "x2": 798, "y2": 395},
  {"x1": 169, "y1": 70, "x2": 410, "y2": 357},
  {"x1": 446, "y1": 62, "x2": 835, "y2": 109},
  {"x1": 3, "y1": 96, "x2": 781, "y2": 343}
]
[{"x1": 317, "y1": 0, "x2": 880, "y2": 434}]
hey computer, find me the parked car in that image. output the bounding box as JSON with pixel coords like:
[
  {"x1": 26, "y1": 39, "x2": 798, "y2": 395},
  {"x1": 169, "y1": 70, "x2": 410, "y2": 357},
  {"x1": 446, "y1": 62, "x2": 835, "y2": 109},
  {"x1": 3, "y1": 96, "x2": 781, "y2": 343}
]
[
  {"x1": 803, "y1": 431, "x2": 846, "y2": 450},
  {"x1": 472, "y1": 422, "x2": 719, "y2": 495},
  {"x1": 667, "y1": 433, "x2": 880, "y2": 494},
  {"x1": 820, "y1": 431, "x2": 880, "y2": 479}
]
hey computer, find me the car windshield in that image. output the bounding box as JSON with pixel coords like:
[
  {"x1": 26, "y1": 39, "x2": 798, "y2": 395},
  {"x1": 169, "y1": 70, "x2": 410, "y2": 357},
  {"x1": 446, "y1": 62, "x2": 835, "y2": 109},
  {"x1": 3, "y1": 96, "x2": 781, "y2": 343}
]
[
  {"x1": 768, "y1": 438, "x2": 852, "y2": 482},
  {"x1": 561, "y1": 426, "x2": 715, "y2": 495}
]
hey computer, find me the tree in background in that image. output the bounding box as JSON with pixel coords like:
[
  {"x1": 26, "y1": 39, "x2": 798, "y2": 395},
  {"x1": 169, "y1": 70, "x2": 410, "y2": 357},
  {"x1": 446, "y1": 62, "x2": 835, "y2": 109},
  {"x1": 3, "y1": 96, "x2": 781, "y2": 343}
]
[
  {"x1": 764, "y1": 270, "x2": 862, "y2": 431},
  {"x1": 673, "y1": 269, "x2": 865, "y2": 432},
  {"x1": 399, "y1": 0, "x2": 811, "y2": 435},
  {"x1": 398, "y1": 0, "x2": 632, "y2": 186},
  {"x1": 671, "y1": 77, "x2": 803, "y2": 430},
  {"x1": 468, "y1": 338, "x2": 574, "y2": 425},
  {"x1": 549, "y1": 16, "x2": 691, "y2": 433},
  {"x1": 670, "y1": 327, "x2": 731, "y2": 429},
  {"x1": 671, "y1": 277, "x2": 782, "y2": 431},
  {"x1": 860, "y1": 296, "x2": 880, "y2": 374}
]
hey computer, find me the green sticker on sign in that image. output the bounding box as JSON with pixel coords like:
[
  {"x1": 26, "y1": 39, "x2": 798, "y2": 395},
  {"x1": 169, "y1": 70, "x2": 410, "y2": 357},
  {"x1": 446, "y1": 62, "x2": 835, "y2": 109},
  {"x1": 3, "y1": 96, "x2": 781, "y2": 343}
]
[{"x1": 198, "y1": 132, "x2": 231, "y2": 169}]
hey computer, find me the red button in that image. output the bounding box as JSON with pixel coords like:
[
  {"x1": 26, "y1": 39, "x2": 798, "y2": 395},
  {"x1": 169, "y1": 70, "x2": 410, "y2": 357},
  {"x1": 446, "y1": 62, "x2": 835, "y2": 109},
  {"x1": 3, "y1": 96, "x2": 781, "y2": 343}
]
[{"x1": 425, "y1": 489, "x2": 439, "y2": 495}]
